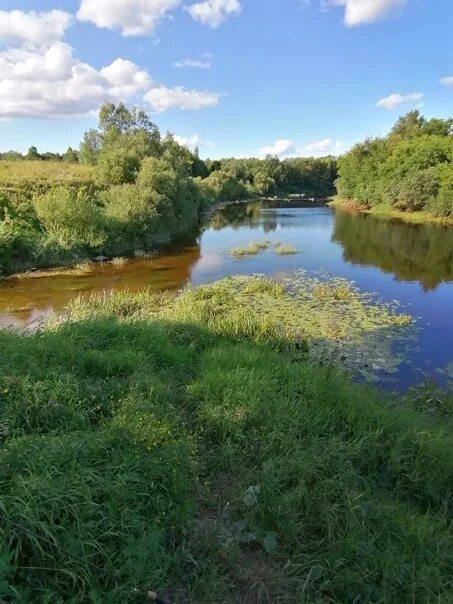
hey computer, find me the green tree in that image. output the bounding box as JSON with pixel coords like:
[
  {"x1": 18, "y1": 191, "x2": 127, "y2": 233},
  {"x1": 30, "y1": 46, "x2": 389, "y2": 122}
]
[
  {"x1": 26, "y1": 146, "x2": 40, "y2": 161},
  {"x1": 63, "y1": 147, "x2": 79, "y2": 163}
]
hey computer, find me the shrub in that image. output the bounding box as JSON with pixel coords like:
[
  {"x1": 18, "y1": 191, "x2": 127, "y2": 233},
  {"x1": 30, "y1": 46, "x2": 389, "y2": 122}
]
[
  {"x1": 96, "y1": 146, "x2": 141, "y2": 186},
  {"x1": 393, "y1": 168, "x2": 438, "y2": 212},
  {"x1": 34, "y1": 187, "x2": 106, "y2": 250}
]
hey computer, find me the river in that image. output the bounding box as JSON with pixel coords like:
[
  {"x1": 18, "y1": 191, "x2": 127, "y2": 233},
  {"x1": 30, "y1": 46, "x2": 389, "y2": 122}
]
[{"x1": 1, "y1": 201, "x2": 452, "y2": 390}]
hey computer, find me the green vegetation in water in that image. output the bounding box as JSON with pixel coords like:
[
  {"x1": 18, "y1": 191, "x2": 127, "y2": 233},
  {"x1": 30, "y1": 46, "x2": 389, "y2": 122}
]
[
  {"x1": 0, "y1": 276, "x2": 451, "y2": 602},
  {"x1": 336, "y1": 110, "x2": 453, "y2": 221},
  {"x1": 274, "y1": 243, "x2": 298, "y2": 255},
  {"x1": 60, "y1": 273, "x2": 414, "y2": 385},
  {"x1": 111, "y1": 256, "x2": 128, "y2": 267},
  {"x1": 230, "y1": 241, "x2": 299, "y2": 258},
  {"x1": 230, "y1": 240, "x2": 270, "y2": 257}
]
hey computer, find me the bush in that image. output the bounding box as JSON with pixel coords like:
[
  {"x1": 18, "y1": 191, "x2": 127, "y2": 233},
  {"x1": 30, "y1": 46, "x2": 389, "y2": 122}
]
[
  {"x1": 102, "y1": 184, "x2": 156, "y2": 249},
  {"x1": 96, "y1": 146, "x2": 140, "y2": 186},
  {"x1": 34, "y1": 187, "x2": 106, "y2": 250},
  {"x1": 393, "y1": 168, "x2": 438, "y2": 211}
]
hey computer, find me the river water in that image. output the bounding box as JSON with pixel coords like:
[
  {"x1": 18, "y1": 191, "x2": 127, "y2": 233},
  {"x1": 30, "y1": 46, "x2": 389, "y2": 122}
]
[{"x1": 1, "y1": 202, "x2": 452, "y2": 390}]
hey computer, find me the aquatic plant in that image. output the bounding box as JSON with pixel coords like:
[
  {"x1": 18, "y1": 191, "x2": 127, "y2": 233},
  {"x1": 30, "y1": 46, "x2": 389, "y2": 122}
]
[
  {"x1": 275, "y1": 243, "x2": 298, "y2": 255},
  {"x1": 111, "y1": 256, "x2": 127, "y2": 267},
  {"x1": 230, "y1": 241, "x2": 270, "y2": 257}
]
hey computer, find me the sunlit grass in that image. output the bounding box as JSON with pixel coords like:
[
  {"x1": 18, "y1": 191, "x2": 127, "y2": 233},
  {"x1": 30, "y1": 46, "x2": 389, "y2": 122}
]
[
  {"x1": 111, "y1": 257, "x2": 127, "y2": 267},
  {"x1": 8, "y1": 262, "x2": 94, "y2": 280},
  {"x1": 230, "y1": 241, "x2": 270, "y2": 257},
  {"x1": 275, "y1": 243, "x2": 298, "y2": 255}
]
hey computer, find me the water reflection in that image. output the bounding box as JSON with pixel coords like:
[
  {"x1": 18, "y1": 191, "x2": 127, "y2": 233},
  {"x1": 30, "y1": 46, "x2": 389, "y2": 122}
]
[
  {"x1": 0, "y1": 246, "x2": 201, "y2": 327},
  {"x1": 332, "y1": 209, "x2": 453, "y2": 290}
]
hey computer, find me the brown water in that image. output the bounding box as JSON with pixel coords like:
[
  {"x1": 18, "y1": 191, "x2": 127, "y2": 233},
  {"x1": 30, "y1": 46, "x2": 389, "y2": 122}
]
[{"x1": 1, "y1": 202, "x2": 452, "y2": 390}]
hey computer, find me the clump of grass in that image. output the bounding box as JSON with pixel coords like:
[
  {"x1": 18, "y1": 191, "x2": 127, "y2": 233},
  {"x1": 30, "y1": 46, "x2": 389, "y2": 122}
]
[
  {"x1": 230, "y1": 243, "x2": 260, "y2": 257},
  {"x1": 111, "y1": 257, "x2": 127, "y2": 267},
  {"x1": 10, "y1": 262, "x2": 93, "y2": 280},
  {"x1": 230, "y1": 241, "x2": 270, "y2": 257},
  {"x1": 254, "y1": 240, "x2": 271, "y2": 250},
  {"x1": 275, "y1": 243, "x2": 298, "y2": 255}
]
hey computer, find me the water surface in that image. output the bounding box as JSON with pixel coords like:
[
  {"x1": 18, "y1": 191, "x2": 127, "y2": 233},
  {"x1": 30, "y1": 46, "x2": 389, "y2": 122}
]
[{"x1": 1, "y1": 202, "x2": 452, "y2": 390}]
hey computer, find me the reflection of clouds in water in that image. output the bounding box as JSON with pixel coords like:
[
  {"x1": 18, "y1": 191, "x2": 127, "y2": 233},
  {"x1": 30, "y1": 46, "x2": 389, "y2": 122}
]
[{"x1": 196, "y1": 251, "x2": 225, "y2": 270}]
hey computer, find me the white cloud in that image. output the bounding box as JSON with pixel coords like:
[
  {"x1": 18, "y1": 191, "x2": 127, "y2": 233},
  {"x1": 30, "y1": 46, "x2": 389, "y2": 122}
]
[
  {"x1": 0, "y1": 44, "x2": 146, "y2": 118},
  {"x1": 144, "y1": 86, "x2": 221, "y2": 111},
  {"x1": 376, "y1": 92, "x2": 423, "y2": 110},
  {"x1": 0, "y1": 10, "x2": 72, "y2": 46},
  {"x1": 304, "y1": 138, "x2": 342, "y2": 154},
  {"x1": 100, "y1": 58, "x2": 152, "y2": 97},
  {"x1": 0, "y1": 7, "x2": 223, "y2": 120},
  {"x1": 325, "y1": 0, "x2": 407, "y2": 26},
  {"x1": 77, "y1": 0, "x2": 181, "y2": 36},
  {"x1": 260, "y1": 140, "x2": 297, "y2": 158},
  {"x1": 174, "y1": 57, "x2": 211, "y2": 69},
  {"x1": 185, "y1": 0, "x2": 241, "y2": 28},
  {"x1": 174, "y1": 134, "x2": 201, "y2": 149},
  {"x1": 440, "y1": 76, "x2": 453, "y2": 87}
]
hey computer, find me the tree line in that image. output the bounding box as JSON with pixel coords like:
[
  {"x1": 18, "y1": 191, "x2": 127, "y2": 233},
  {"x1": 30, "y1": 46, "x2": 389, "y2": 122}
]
[{"x1": 336, "y1": 111, "x2": 453, "y2": 217}]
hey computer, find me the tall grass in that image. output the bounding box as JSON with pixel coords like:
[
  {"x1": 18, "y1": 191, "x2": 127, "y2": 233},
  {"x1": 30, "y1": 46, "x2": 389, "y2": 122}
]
[{"x1": 0, "y1": 277, "x2": 451, "y2": 602}]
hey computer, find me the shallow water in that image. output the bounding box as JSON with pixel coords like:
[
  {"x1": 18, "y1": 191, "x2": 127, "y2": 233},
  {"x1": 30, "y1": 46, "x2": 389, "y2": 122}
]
[{"x1": 1, "y1": 202, "x2": 452, "y2": 390}]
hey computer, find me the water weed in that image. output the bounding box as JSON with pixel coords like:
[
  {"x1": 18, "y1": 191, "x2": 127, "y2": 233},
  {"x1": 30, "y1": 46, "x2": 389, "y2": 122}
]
[{"x1": 274, "y1": 243, "x2": 298, "y2": 255}]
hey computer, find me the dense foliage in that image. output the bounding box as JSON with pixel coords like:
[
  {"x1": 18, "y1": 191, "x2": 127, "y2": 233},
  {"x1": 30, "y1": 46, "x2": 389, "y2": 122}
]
[
  {"x1": 336, "y1": 111, "x2": 453, "y2": 217},
  {"x1": 0, "y1": 103, "x2": 336, "y2": 275},
  {"x1": 0, "y1": 277, "x2": 451, "y2": 602}
]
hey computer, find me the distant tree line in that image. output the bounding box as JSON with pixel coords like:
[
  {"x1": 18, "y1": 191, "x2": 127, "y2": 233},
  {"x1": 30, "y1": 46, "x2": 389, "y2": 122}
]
[
  {"x1": 0, "y1": 146, "x2": 79, "y2": 163},
  {"x1": 336, "y1": 111, "x2": 453, "y2": 217}
]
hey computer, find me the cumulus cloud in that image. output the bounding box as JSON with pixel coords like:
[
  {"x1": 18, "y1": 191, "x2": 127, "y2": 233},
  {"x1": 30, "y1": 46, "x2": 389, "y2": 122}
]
[
  {"x1": 440, "y1": 76, "x2": 453, "y2": 87},
  {"x1": 325, "y1": 0, "x2": 407, "y2": 26},
  {"x1": 144, "y1": 86, "x2": 221, "y2": 111},
  {"x1": 0, "y1": 44, "x2": 221, "y2": 117},
  {"x1": 304, "y1": 138, "x2": 342, "y2": 154},
  {"x1": 0, "y1": 44, "x2": 152, "y2": 119},
  {"x1": 174, "y1": 57, "x2": 211, "y2": 69},
  {"x1": 376, "y1": 92, "x2": 423, "y2": 110},
  {"x1": 0, "y1": 7, "x2": 223, "y2": 119},
  {"x1": 185, "y1": 0, "x2": 241, "y2": 28},
  {"x1": 0, "y1": 10, "x2": 72, "y2": 46},
  {"x1": 174, "y1": 134, "x2": 201, "y2": 148},
  {"x1": 260, "y1": 140, "x2": 297, "y2": 158},
  {"x1": 77, "y1": 0, "x2": 181, "y2": 36}
]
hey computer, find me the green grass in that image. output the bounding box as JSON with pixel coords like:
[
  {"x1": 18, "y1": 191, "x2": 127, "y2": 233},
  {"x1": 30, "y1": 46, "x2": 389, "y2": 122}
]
[
  {"x1": 330, "y1": 197, "x2": 453, "y2": 227},
  {"x1": 0, "y1": 277, "x2": 452, "y2": 602},
  {"x1": 230, "y1": 241, "x2": 299, "y2": 258},
  {"x1": 274, "y1": 243, "x2": 298, "y2": 255},
  {"x1": 0, "y1": 160, "x2": 94, "y2": 188},
  {"x1": 230, "y1": 241, "x2": 270, "y2": 257}
]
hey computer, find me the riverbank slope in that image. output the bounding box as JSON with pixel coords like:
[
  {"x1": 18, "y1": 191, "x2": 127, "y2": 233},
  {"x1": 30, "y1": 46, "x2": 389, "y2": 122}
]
[{"x1": 1, "y1": 276, "x2": 451, "y2": 602}]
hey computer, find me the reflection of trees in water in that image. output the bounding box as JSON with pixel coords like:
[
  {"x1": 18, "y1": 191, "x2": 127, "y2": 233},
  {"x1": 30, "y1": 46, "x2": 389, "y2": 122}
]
[
  {"x1": 208, "y1": 202, "x2": 278, "y2": 232},
  {"x1": 332, "y1": 210, "x2": 453, "y2": 290}
]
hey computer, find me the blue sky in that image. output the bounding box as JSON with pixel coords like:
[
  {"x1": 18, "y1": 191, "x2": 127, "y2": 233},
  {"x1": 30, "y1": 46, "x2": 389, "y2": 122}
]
[{"x1": 0, "y1": 0, "x2": 452, "y2": 158}]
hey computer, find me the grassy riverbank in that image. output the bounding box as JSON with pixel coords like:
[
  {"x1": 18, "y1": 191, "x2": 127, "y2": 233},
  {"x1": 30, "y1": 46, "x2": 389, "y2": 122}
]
[
  {"x1": 330, "y1": 197, "x2": 453, "y2": 227},
  {"x1": 1, "y1": 276, "x2": 452, "y2": 602}
]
